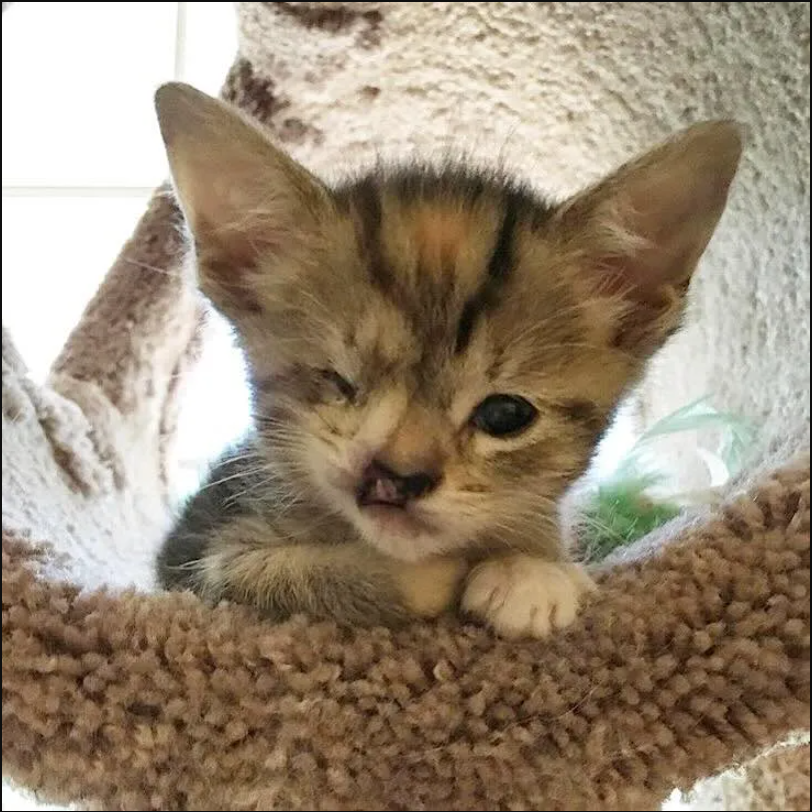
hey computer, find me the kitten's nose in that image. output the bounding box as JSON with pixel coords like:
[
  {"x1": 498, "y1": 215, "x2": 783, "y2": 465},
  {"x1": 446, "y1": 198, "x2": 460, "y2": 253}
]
[{"x1": 357, "y1": 459, "x2": 439, "y2": 507}]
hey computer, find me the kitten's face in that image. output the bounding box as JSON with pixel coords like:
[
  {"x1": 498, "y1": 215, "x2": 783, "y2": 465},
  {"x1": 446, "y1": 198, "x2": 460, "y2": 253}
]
[
  {"x1": 155, "y1": 84, "x2": 742, "y2": 562},
  {"x1": 243, "y1": 180, "x2": 635, "y2": 561}
]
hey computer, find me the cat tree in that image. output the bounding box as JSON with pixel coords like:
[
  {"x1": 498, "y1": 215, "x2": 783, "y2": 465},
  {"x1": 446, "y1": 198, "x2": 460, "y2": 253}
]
[{"x1": 3, "y1": 3, "x2": 809, "y2": 810}]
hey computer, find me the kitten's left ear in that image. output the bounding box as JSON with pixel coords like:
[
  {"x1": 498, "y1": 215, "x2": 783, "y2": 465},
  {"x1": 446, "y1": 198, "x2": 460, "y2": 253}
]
[
  {"x1": 154, "y1": 82, "x2": 331, "y2": 300},
  {"x1": 555, "y1": 121, "x2": 743, "y2": 348}
]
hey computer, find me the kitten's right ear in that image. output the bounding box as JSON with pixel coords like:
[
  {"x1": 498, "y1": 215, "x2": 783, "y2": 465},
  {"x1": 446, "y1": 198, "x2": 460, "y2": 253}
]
[{"x1": 154, "y1": 82, "x2": 330, "y2": 296}]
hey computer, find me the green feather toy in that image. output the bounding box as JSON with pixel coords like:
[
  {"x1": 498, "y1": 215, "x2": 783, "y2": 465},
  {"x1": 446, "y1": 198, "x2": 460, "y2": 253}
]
[{"x1": 578, "y1": 398, "x2": 757, "y2": 562}]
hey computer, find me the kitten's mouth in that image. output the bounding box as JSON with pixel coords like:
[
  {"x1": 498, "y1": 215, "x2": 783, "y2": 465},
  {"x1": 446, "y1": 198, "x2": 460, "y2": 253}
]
[
  {"x1": 355, "y1": 471, "x2": 410, "y2": 509},
  {"x1": 354, "y1": 481, "x2": 436, "y2": 537},
  {"x1": 358, "y1": 503, "x2": 435, "y2": 539}
]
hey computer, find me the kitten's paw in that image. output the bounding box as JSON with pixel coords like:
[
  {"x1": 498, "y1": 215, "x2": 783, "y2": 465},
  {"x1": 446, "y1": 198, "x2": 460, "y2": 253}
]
[
  {"x1": 461, "y1": 555, "x2": 595, "y2": 639},
  {"x1": 393, "y1": 556, "x2": 468, "y2": 618}
]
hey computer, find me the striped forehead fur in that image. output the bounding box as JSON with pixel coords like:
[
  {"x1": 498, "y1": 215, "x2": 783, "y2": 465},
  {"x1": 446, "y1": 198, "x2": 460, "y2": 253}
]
[{"x1": 332, "y1": 162, "x2": 559, "y2": 366}]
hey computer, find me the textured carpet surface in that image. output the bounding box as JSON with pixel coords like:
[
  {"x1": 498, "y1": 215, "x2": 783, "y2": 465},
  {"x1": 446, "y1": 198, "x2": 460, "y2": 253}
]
[
  {"x1": 2, "y1": 3, "x2": 810, "y2": 810},
  {"x1": 2, "y1": 455, "x2": 809, "y2": 810}
]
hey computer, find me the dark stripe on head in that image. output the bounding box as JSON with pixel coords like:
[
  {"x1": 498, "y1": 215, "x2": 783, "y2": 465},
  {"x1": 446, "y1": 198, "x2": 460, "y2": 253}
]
[
  {"x1": 455, "y1": 193, "x2": 520, "y2": 353},
  {"x1": 455, "y1": 299, "x2": 479, "y2": 354},
  {"x1": 349, "y1": 176, "x2": 392, "y2": 292},
  {"x1": 487, "y1": 192, "x2": 519, "y2": 283}
]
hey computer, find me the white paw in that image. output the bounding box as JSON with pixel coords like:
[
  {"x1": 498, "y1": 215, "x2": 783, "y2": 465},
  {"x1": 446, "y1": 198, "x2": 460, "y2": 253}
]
[{"x1": 461, "y1": 556, "x2": 595, "y2": 639}]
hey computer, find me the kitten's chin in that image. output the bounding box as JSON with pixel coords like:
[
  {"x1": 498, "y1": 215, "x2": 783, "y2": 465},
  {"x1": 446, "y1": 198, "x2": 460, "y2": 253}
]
[
  {"x1": 355, "y1": 506, "x2": 455, "y2": 562},
  {"x1": 313, "y1": 471, "x2": 460, "y2": 561}
]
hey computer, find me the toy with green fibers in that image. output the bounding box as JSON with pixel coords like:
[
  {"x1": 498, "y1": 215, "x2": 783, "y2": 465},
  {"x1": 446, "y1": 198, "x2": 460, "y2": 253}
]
[{"x1": 578, "y1": 398, "x2": 757, "y2": 562}]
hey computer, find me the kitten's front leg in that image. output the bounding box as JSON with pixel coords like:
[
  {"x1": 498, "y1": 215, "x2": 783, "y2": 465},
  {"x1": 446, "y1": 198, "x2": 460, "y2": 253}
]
[
  {"x1": 160, "y1": 511, "x2": 468, "y2": 627},
  {"x1": 461, "y1": 554, "x2": 595, "y2": 639},
  {"x1": 392, "y1": 556, "x2": 469, "y2": 619}
]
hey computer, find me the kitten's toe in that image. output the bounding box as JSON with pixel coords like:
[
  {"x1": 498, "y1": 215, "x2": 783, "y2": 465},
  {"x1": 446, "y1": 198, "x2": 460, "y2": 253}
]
[{"x1": 462, "y1": 555, "x2": 595, "y2": 639}]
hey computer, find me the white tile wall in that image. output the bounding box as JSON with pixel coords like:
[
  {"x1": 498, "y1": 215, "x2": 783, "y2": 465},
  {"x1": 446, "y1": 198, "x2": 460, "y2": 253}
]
[
  {"x1": 2, "y1": 1, "x2": 239, "y2": 375},
  {"x1": 1, "y1": 0, "x2": 249, "y2": 477},
  {"x1": 2, "y1": 2, "x2": 176, "y2": 188}
]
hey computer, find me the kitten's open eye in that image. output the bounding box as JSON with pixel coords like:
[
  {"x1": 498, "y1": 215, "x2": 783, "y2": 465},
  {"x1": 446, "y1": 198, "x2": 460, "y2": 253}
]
[
  {"x1": 319, "y1": 369, "x2": 357, "y2": 402},
  {"x1": 471, "y1": 395, "x2": 538, "y2": 437}
]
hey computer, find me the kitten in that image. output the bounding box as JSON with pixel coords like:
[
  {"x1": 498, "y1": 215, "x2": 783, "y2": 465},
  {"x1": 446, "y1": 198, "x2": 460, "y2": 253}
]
[{"x1": 154, "y1": 82, "x2": 741, "y2": 638}]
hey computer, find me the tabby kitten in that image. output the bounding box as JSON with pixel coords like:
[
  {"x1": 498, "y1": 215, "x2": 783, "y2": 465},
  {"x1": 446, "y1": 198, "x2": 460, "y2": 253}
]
[{"x1": 154, "y1": 82, "x2": 741, "y2": 638}]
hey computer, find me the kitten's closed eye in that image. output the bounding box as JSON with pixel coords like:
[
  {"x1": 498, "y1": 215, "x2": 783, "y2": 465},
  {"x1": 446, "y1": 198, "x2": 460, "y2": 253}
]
[
  {"x1": 471, "y1": 394, "x2": 538, "y2": 437},
  {"x1": 319, "y1": 369, "x2": 357, "y2": 403}
]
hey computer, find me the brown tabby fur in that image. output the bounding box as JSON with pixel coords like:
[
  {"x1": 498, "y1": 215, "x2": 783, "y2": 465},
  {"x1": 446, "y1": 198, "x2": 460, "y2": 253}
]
[{"x1": 155, "y1": 83, "x2": 741, "y2": 637}]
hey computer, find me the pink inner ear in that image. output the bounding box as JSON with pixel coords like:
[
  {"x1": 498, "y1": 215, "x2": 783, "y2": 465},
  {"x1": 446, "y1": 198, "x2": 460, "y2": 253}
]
[
  {"x1": 591, "y1": 251, "x2": 636, "y2": 293},
  {"x1": 594, "y1": 247, "x2": 694, "y2": 307},
  {"x1": 593, "y1": 247, "x2": 666, "y2": 304},
  {"x1": 200, "y1": 254, "x2": 266, "y2": 316},
  {"x1": 592, "y1": 188, "x2": 715, "y2": 306},
  {"x1": 595, "y1": 253, "x2": 687, "y2": 353},
  {"x1": 195, "y1": 223, "x2": 269, "y2": 316},
  {"x1": 195, "y1": 192, "x2": 288, "y2": 267}
]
